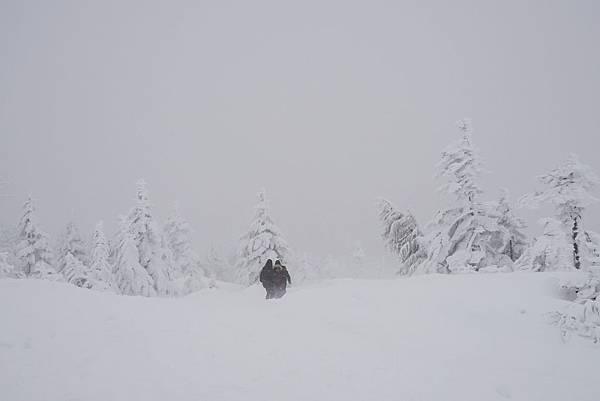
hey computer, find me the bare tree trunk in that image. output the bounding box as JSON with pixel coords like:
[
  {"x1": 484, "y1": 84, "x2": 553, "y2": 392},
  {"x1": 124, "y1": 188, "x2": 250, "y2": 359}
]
[{"x1": 573, "y1": 218, "x2": 581, "y2": 269}]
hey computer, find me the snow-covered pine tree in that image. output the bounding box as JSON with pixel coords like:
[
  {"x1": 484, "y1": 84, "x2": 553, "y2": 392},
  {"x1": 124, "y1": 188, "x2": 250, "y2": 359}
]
[
  {"x1": 420, "y1": 119, "x2": 501, "y2": 273},
  {"x1": 124, "y1": 180, "x2": 177, "y2": 296},
  {"x1": 235, "y1": 189, "x2": 292, "y2": 286},
  {"x1": 291, "y1": 252, "x2": 316, "y2": 284},
  {"x1": 87, "y1": 221, "x2": 114, "y2": 292},
  {"x1": 377, "y1": 198, "x2": 425, "y2": 275},
  {"x1": 62, "y1": 252, "x2": 91, "y2": 288},
  {"x1": 15, "y1": 197, "x2": 60, "y2": 279},
  {"x1": 515, "y1": 218, "x2": 572, "y2": 271},
  {"x1": 57, "y1": 221, "x2": 88, "y2": 274},
  {"x1": 495, "y1": 189, "x2": 528, "y2": 262},
  {"x1": 204, "y1": 246, "x2": 230, "y2": 283},
  {"x1": 164, "y1": 206, "x2": 206, "y2": 294},
  {"x1": 521, "y1": 154, "x2": 599, "y2": 270},
  {"x1": 113, "y1": 223, "x2": 156, "y2": 297}
]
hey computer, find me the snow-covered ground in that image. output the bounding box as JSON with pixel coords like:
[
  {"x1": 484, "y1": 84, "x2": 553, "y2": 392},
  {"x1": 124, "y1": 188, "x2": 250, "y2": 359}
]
[{"x1": 1, "y1": 272, "x2": 598, "y2": 401}]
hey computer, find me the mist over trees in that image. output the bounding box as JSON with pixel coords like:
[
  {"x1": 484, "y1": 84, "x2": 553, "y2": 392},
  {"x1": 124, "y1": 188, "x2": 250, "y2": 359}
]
[{"x1": 1, "y1": 118, "x2": 599, "y2": 299}]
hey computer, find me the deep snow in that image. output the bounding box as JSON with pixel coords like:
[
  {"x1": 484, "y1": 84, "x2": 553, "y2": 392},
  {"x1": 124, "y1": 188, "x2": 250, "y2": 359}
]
[{"x1": 1, "y1": 272, "x2": 598, "y2": 401}]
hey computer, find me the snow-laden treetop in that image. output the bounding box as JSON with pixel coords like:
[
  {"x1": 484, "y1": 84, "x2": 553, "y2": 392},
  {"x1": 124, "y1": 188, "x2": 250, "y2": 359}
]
[
  {"x1": 521, "y1": 154, "x2": 599, "y2": 222},
  {"x1": 436, "y1": 118, "x2": 484, "y2": 205}
]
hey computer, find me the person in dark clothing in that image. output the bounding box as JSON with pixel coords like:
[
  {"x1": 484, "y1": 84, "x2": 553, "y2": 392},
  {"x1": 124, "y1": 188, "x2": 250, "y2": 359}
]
[
  {"x1": 271, "y1": 260, "x2": 291, "y2": 298},
  {"x1": 259, "y1": 259, "x2": 276, "y2": 299}
]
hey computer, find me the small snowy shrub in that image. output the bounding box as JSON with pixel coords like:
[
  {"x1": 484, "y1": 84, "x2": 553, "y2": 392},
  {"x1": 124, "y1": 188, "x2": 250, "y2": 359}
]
[{"x1": 550, "y1": 267, "x2": 600, "y2": 343}]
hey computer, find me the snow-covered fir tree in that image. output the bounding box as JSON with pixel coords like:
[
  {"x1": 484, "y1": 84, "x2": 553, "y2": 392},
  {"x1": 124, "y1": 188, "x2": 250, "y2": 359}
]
[
  {"x1": 292, "y1": 252, "x2": 319, "y2": 284},
  {"x1": 164, "y1": 205, "x2": 198, "y2": 276},
  {"x1": 204, "y1": 246, "x2": 230, "y2": 283},
  {"x1": 494, "y1": 189, "x2": 528, "y2": 262},
  {"x1": 377, "y1": 198, "x2": 425, "y2": 275},
  {"x1": 164, "y1": 206, "x2": 206, "y2": 294},
  {"x1": 57, "y1": 221, "x2": 88, "y2": 274},
  {"x1": 235, "y1": 189, "x2": 292, "y2": 286},
  {"x1": 87, "y1": 221, "x2": 114, "y2": 292},
  {"x1": 15, "y1": 197, "x2": 60, "y2": 279},
  {"x1": 62, "y1": 252, "x2": 90, "y2": 288},
  {"x1": 420, "y1": 119, "x2": 503, "y2": 273},
  {"x1": 521, "y1": 154, "x2": 599, "y2": 269},
  {"x1": 515, "y1": 218, "x2": 572, "y2": 271},
  {"x1": 117, "y1": 181, "x2": 177, "y2": 296},
  {"x1": 113, "y1": 216, "x2": 156, "y2": 296}
]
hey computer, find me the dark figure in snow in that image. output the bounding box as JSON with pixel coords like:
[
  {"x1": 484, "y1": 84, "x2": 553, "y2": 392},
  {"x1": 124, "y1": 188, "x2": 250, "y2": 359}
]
[
  {"x1": 259, "y1": 259, "x2": 276, "y2": 299},
  {"x1": 271, "y1": 260, "x2": 291, "y2": 299}
]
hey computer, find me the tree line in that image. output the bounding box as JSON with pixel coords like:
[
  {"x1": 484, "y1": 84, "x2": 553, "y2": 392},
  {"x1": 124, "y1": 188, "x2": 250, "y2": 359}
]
[
  {"x1": 378, "y1": 119, "x2": 600, "y2": 275},
  {"x1": 1, "y1": 118, "x2": 599, "y2": 297}
]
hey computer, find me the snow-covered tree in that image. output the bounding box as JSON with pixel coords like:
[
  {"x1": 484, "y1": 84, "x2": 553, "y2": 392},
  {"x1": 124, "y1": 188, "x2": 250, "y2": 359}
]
[
  {"x1": 164, "y1": 206, "x2": 207, "y2": 294},
  {"x1": 569, "y1": 232, "x2": 600, "y2": 303},
  {"x1": 574, "y1": 270, "x2": 600, "y2": 304},
  {"x1": 87, "y1": 221, "x2": 114, "y2": 292},
  {"x1": 114, "y1": 224, "x2": 156, "y2": 297},
  {"x1": 515, "y1": 218, "x2": 572, "y2": 271},
  {"x1": 235, "y1": 189, "x2": 292, "y2": 286},
  {"x1": 0, "y1": 225, "x2": 20, "y2": 278},
  {"x1": 15, "y1": 197, "x2": 60, "y2": 279},
  {"x1": 420, "y1": 119, "x2": 503, "y2": 273},
  {"x1": 549, "y1": 296, "x2": 600, "y2": 343},
  {"x1": 62, "y1": 252, "x2": 90, "y2": 288},
  {"x1": 164, "y1": 206, "x2": 198, "y2": 275},
  {"x1": 292, "y1": 252, "x2": 320, "y2": 284},
  {"x1": 377, "y1": 198, "x2": 425, "y2": 275},
  {"x1": 437, "y1": 119, "x2": 484, "y2": 204},
  {"x1": 521, "y1": 154, "x2": 599, "y2": 269},
  {"x1": 123, "y1": 180, "x2": 177, "y2": 296},
  {"x1": 0, "y1": 252, "x2": 15, "y2": 278},
  {"x1": 57, "y1": 221, "x2": 87, "y2": 274},
  {"x1": 550, "y1": 263, "x2": 600, "y2": 343},
  {"x1": 0, "y1": 225, "x2": 16, "y2": 254},
  {"x1": 204, "y1": 246, "x2": 230, "y2": 283},
  {"x1": 494, "y1": 189, "x2": 528, "y2": 262},
  {"x1": 352, "y1": 241, "x2": 366, "y2": 268}
]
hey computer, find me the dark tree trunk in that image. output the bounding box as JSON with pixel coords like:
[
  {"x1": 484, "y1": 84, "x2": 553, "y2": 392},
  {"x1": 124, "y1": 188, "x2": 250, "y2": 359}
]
[{"x1": 572, "y1": 218, "x2": 581, "y2": 270}]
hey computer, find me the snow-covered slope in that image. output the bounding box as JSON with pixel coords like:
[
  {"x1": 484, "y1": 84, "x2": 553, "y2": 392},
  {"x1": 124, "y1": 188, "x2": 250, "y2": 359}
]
[{"x1": 1, "y1": 273, "x2": 598, "y2": 401}]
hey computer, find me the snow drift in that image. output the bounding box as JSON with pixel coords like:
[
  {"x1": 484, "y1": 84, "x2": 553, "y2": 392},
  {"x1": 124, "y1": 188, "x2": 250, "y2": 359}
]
[{"x1": 1, "y1": 273, "x2": 598, "y2": 401}]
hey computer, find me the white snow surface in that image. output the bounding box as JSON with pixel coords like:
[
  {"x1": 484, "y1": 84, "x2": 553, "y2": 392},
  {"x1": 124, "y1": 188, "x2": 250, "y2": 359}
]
[{"x1": 1, "y1": 272, "x2": 598, "y2": 401}]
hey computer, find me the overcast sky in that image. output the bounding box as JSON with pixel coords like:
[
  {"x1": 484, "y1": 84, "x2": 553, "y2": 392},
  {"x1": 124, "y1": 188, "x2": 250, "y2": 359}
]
[{"x1": 1, "y1": 0, "x2": 599, "y2": 263}]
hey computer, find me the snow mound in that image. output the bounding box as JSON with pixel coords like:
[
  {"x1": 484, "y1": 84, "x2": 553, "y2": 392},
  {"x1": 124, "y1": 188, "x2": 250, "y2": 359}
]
[{"x1": 1, "y1": 272, "x2": 598, "y2": 401}]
